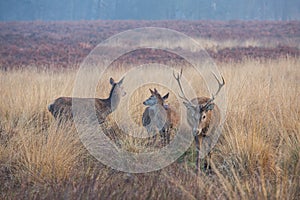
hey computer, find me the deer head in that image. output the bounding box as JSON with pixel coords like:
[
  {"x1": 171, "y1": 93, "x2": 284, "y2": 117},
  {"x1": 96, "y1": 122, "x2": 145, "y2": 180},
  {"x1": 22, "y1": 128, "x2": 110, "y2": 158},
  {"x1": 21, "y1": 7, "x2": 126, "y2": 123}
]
[
  {"x1": 143, "y1": 88, "x2": 169, "y2": 106},
  {"x1": 109, "y1": 77, "x2": 126, "y2": 111},
  {"x1": 173, "y1": 69, "x2": 224, "y2": 136}
]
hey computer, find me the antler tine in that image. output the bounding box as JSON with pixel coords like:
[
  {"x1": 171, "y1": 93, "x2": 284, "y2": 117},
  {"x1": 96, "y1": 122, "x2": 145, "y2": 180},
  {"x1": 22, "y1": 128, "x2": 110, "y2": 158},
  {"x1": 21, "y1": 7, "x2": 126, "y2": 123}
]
[
  {"x1": 204, "y1": 72, "x2": 225, "y2": 107},
  {"x1": 211, "y1": 72, "x2": 225, "y2": 99},
  {"x1": 173, "y1": 69, "x2": 192, "y2": 104}
]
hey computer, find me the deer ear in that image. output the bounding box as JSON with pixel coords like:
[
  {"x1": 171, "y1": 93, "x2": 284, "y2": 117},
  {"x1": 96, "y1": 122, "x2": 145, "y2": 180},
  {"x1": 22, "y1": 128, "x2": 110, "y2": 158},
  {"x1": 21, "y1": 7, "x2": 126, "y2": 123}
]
[
  {"x1": 183, "y1": 101, "x2": 189, "y2": 108},
  {"x1": 183, "y1": 101, "x2": 194, "y2": 110},
  {"x1": 110, "y1": 78, "x2": 115, "y2": 85},
  {"x1": 118, "y1": 77, "x2": 124, "y2": 85},
  {"x1": 163, "y1": 93, "x2": 169, "y2": 100},
  {"x1": 205, "y1": 103, "x2": 215, "y2": 111}
]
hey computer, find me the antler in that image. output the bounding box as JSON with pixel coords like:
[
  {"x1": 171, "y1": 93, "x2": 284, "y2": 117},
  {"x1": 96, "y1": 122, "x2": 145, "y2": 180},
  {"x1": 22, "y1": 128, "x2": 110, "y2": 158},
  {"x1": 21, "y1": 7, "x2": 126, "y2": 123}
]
[
  {"x1": 211, "y1": 72, "x2": 225, "y2": 98},
  {"x1": 173, "y1": 69, "x2": 192, "y2": 105},
  {"x1": 204, "y1": 72, "x2": 225, "y2": 107}
]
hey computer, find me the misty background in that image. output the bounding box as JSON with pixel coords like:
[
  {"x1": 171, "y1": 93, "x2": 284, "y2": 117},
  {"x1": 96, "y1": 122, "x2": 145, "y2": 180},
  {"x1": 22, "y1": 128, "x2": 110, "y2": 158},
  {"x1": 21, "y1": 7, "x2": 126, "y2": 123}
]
[{"x1": 0, "y1": 0, "x2": 299, "y2": 21}]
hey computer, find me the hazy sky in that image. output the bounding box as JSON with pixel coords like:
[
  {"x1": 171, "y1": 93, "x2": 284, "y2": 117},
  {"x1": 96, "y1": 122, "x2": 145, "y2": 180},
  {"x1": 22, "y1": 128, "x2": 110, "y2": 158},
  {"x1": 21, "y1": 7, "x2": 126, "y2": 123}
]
[{"x1": 0, "y1": 0, "x2": 299, "y2": 21}]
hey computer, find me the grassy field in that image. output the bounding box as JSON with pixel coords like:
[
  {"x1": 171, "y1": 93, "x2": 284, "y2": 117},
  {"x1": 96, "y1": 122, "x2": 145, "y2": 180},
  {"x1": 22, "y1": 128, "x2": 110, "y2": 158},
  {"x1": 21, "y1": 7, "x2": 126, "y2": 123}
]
[{"x1": 0, "y1": 56, "x2": 299, "y2": 199}]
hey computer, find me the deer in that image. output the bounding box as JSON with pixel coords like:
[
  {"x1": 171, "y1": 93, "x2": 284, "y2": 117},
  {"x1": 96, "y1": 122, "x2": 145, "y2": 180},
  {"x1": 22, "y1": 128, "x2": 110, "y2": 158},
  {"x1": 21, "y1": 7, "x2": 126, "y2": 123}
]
[
  {"x1": 142, "y1": 88, "x2": 179, "y2": 146},
  {"x1": 48, "y1": 77, "x2": 126, "y2": 125},
  {"x1": 173, "y1": 69, "x2": 225, "y2": 174}
]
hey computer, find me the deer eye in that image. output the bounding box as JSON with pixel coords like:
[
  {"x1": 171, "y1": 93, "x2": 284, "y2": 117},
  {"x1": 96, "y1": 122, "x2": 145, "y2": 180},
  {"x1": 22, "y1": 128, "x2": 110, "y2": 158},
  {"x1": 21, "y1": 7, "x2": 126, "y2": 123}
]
[{"x1": 202, "y1": 115, "x2": 206, "y2": 119}]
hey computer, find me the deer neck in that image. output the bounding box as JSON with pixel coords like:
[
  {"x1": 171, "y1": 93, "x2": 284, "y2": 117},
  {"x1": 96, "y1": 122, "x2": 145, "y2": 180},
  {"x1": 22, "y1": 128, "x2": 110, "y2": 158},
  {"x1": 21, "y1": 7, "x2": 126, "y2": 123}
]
[
  {"x1": 149, "y1": 103, "x2": 165, "y2": 114},
  {"x1": 105, "y1": 84, "x2": 121, "y2": 112}
]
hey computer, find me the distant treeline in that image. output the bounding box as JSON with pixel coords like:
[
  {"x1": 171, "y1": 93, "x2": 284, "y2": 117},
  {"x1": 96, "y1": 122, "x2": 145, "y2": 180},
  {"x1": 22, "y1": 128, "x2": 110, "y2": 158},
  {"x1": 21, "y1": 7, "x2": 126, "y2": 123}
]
[{"x1": 0, "y1": 0, "x2": 299, "y2": 21}]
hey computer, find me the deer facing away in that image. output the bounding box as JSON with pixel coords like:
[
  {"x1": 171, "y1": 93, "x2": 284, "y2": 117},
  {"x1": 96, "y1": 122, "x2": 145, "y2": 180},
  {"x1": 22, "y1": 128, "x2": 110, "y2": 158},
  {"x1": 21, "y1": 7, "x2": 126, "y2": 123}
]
[
  {"x1": 48, "y1": 77, "x2": 126, "y2": 124},
  {"x1": 142, "y1": 88, "x2": 179, "y2": 146},
  {"x1": 173, "y1": 69, "x2": 225, "y2": 173}
]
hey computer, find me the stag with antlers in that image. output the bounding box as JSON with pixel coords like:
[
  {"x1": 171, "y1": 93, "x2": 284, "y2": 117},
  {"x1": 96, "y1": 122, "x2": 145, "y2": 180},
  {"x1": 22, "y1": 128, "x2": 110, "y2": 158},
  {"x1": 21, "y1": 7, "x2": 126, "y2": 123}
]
[{"x1": 173, "y1": 69, "x2": 225, "y2": 173}]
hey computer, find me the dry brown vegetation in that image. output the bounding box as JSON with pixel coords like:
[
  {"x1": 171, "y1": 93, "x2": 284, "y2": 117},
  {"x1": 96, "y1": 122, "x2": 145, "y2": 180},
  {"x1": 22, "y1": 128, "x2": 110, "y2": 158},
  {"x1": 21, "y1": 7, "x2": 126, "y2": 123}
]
[{"x1": 0, "y1": 55, "x2": 299, "y2": 199}]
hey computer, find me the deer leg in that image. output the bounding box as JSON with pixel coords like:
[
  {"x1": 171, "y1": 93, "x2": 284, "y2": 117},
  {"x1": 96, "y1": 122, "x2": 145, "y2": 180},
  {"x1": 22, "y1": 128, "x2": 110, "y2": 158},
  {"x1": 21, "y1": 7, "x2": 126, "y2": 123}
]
[
  {"x1": 206, "y1": 152, "x2": 211, "y2": 171},
  {"x1": 194, "y1": 135, "x2": 200, "y2": 174},
  {"x1": 152, "y1": 132, "x2": 157, "y2": 145},
  {"x1": 200, "y1": 135, "x2": 212, "y2": 173},
  {"x1": 160, "y1": 126, "x2": 170, "y2": 146},
  {"x1": 199, "y1": 135, "x2": 208, "y2": 173},
  {"x1": 160, "y1": 128, "x2": 165, "y2": 146},
  {"x1": 166, "y1": 127, "x2": 170, "y2": 144},
  {"x1": 147, "y1": 126, "x2": 156, "y2": 146}
]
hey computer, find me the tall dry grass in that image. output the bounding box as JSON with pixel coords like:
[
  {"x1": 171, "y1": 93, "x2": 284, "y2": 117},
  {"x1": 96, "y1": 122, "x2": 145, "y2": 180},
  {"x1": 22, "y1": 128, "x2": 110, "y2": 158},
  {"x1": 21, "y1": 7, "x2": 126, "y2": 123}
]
[{"x1": 0, "y1": 57, "x2": 299, "y2": 199}]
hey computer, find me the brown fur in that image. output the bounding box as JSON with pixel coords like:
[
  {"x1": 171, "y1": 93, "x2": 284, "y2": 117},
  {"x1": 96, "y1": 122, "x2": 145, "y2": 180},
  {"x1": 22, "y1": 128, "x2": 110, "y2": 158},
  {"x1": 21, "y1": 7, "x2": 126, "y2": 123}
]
[
  {"x1": 48, "y1": 97, "x2": 112, "y2": 124},
  {"x1": 142, "y1": 89, "x2": 179, "y2": 145},
  {"x1": 173, "y1": 69, "x2": 225, "y2": 174},
  {"x1": 48, "y1": 77, "x2": 125, "y2": 124},
  {"x1": 189, "y1": 97, "x2": 220, "y2": 137}
]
